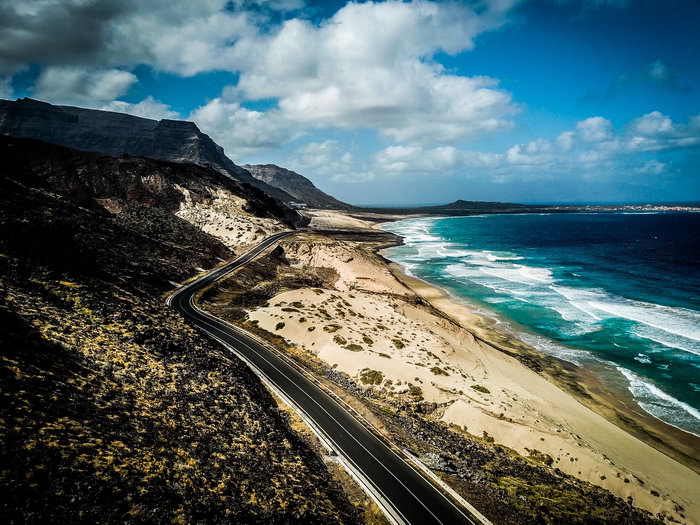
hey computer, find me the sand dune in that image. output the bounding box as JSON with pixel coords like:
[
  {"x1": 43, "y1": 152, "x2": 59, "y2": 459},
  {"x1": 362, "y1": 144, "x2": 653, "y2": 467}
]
[{"x1": 245, "y1": 224, "x2": 700, "y2": 523}]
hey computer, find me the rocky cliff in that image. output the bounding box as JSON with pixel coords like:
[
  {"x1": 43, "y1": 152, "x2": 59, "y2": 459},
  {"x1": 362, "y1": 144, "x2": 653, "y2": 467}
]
[
  {"x1": 0, "y1": 133, "x2": 303, "y2": 249},
  {"x1": 0, "y1": 134, "x2": 359, "y2": 524},
  {"x1": 0, "y1": 97, "x2": 299, "y2": 204},
  {"x1": 244, "y1": 164, "x2": 352, "y2": 210}
]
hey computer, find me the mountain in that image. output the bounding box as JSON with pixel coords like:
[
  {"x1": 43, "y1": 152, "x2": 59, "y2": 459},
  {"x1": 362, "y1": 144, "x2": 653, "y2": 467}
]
[
  {"x1": 357, "y1": 199, "x2": 548, "y2": 216},
  {"x1": 0, "y1": 132, "x2": 302, "y2": 248},
  {"x1": 0, "y1": 97, "x2": 298, "y2": 204},
  {"x1": 425, "y1": 199, "x2": 531, "y2": 212},
  {"x1": 0, "y1": 134, "x2": 358, "y2": 523},
  {"x1": 244, "y1": 164, "x2": 353, "y2": 210}
]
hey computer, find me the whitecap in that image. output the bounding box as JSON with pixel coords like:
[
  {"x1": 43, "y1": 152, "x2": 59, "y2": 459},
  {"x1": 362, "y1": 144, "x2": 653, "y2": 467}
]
[
  {"x1": 617, "y1": 367, "x2": 700, "y2": 437},
  {"x1": 588, "y1": 300, "x2": 700, "y2": 350}
]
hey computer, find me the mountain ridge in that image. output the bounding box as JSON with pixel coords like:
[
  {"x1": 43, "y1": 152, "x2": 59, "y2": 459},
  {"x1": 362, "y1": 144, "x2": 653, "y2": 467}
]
[
  {"x1": 243, "y1": 163, "x2": 353, "y2": 210},
  {"x1": 0, "y1": 97, "x2": 299, "y2": 205}
]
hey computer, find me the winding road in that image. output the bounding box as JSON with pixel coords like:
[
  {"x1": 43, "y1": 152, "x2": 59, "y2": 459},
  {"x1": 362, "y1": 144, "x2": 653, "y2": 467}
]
[{"x1": 167, "y1": 231, "x2": 486, "y2": 525}]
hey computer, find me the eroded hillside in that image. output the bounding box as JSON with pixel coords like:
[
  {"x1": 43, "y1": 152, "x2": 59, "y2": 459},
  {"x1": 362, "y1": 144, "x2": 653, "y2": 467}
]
[{"x1": 0, "y1": 136, "x2": 358, "y2": 523}]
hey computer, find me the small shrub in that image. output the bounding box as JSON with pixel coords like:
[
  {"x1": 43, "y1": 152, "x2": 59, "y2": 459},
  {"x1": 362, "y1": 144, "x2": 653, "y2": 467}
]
[
  {"x1": 526, "y1": 448, "x2": 554, "y2": 466},
  {"x1": 275, "y1": 322, "x2": 285, "y2": 331},
  {"x1": 378, "y1": 353, "x2": 391, "y2": 359},
  {"x1": 407, "y1": 385, "x2": 423, "y2": 401},
  {"x1": 471, "y1": 384, "x2": 490, "y2": 394},
  {"x1": 323, "y1": 324, "x2": 341, "y2": 333},
  {"x1": 333, "y1": 335, "x2": 347, "y2": 346},
  {"x1": 345, "y1": 344, "x2": 363, "y2": 352},
  {"x1": 392, "y1": 339, "x2": 405, "y2": 349},
  {"x1": 307, "y1": 326, "x2": 315, "y2": 332},
  {"x1": 362, "y1": 335, "x2": 374, "y2": 345},
  {"x1": 359, "y1": 369, "x2": 383, "y2": 385},
  {"x1": 430, "y1": 366, "x2": 449, "y2": 376}
]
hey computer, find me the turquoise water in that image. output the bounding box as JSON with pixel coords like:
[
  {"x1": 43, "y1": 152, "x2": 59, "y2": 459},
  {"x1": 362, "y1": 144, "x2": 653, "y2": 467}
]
[{"x1": 382, "y1": 213, "x2": 700, "y2": 436}]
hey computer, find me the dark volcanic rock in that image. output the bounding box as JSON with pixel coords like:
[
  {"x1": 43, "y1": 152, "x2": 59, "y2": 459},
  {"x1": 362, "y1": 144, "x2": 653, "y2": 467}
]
[
  {"x1": 0, "y1": 97, "x2": 299, "y2": 205},
  {"x1": 1, "y1": 134, "x2": 302, "y2": 235},
  {"x1": 244, "y1": 164, "x2": 353, "y2": 210},
  {"x1": 0, "y1": 136, "x2": 358, "y2": 523}
]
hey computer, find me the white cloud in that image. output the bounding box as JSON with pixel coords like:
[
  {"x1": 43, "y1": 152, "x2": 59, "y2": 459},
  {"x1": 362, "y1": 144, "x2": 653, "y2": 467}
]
[
  {"x1": 636, "y1": 159, "x2": 667, "y2": 175},
  {"x1": 0, "y1": 1, "x2": 268, "y2": 75},
  {"x1": 33, "y1": 66, "x2": 137, "y2": 106},
  {"x1": 102, "y1": 96, "x2": 178, "y2": 120},
  {"x1": 0, "y1": 76, "x2": 12, "y2": 99},
  {"x1": 368, "y1": 111, "x2": 700, "y2": 181},
  {"x1": 646, "y1": 59, "x2": 671, "y2": 83},
  {"x1": 555, "y1": 131, "x2": 576, "y2": 152},
  {"x1": 629, "y1": 110, "x2": 675, "y2": 137},
  {"x1": 189, "y1": 97, "x2": 303, "y2": 157},
  {"x1": 576, "y1": 116, "x2": 613, "y2": 143},
  {"x1": 6, "y1": 1, "x2": 522, "y2": 146},
  {"x1": 373, "y1": 145, "x2": 504, "y2": 179},
  {"x1": 505, "y1": 139, "x2": 555, "y2": 166},
  {"x1": 288, "y1": 140, "x2": 374, "y2": 182},
  {"x1": 236, "y1": 1, "x2": 519, "y2": 144}
]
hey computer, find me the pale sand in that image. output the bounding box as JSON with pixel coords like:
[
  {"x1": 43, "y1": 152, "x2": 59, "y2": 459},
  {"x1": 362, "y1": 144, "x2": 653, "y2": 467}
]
[
  {"x1": 175, "y1": 185, "x2": 287, "y2": 250},
  {"x1": 245, "y1": 230, "x2": 700, "y2": 522},
  {"x1": 301, "y1": 208, "x2": 419, "y2": 231}
]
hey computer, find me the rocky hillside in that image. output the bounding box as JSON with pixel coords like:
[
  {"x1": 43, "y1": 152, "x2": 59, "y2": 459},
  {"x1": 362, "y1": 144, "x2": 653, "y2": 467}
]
[
  {"x1": 1, "y1": 134, "x2": 304, "y2": 249},
  {"x1": 0, "y1": 134, "x2": 359, "y2": 523},
  {"x1": 0, "y1": 97, "x2": 298, "y2": 204},
  {"x1": 244, "y1": 164, "x2": 352, "y2": 210}
]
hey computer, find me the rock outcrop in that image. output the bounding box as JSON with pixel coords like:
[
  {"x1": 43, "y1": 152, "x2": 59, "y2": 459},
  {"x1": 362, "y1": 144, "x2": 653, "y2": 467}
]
[{"x1": 244, "y1": 164, "x2": 352, "y2": 210}]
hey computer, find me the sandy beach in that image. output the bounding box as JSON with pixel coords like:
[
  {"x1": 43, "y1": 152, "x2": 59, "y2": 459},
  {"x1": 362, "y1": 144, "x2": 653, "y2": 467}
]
[{"x1": 217, "y1": 209, "x2": 700, "y2": 523}]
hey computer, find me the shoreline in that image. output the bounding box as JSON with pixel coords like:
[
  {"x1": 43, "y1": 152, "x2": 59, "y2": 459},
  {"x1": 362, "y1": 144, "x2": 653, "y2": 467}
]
[
  {"x1": 372, "y1": 212, "x2": 700, "y2": 470},
  {"x1": 208, "y1": 208, "x2": 700, "y2": 521},
  {"x1": 383, "y1": 256, "x2": 700, "y2": 474}
]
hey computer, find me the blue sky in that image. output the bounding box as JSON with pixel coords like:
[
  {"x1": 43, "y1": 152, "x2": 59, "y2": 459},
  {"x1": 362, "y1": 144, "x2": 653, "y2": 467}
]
[{"x1": 1, "y1": 0, "x2": 699, "y2": 204}]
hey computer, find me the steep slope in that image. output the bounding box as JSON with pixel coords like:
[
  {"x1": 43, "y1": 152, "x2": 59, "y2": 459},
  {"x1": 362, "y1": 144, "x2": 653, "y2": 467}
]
[
  {"x1": 0, "y1": 97, "x2": 298, "y2": 204},
  {"x1": 0, "y1": 134, "x2": 302, "y2": 249},
  {"x1": 244, "y1": 164, "x2": 352, "y2": 210},
  {"x1": 0, "y1": 134, "x2": 359, "y2": 524}
]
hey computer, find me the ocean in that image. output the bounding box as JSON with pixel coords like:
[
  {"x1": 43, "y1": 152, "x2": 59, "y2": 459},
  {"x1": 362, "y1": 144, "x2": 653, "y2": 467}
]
[{"x1": 382, "y1": 212, "x2": 700, "y2": 437}]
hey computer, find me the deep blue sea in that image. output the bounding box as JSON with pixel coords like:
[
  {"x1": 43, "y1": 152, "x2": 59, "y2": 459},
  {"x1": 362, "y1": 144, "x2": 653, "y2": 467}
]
[{"x1": 383, "y1": 212, "x2": 700, "y2": 437}]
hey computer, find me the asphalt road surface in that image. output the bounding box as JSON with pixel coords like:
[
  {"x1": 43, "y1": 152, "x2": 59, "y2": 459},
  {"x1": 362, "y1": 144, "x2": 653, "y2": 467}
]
[{"x1": 168, "y1": 231, "x2": 483, "y2": 525}]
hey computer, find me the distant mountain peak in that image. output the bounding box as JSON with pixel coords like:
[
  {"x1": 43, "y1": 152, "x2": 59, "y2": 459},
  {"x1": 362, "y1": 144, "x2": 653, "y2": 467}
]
[{"x1": 243, "y1": 163, "x2": 352, "y2": 210}]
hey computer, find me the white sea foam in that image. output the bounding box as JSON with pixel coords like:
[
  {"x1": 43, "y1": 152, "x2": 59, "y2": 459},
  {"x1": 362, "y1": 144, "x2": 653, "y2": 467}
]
[
  {"x1": 515, "y1": 330, "x2": 592, "y2": 365},
  {"x1": 485, "y1": 252, "x2": 523, "y2": 262},
  {"x1": 617, "y1": 367, "x2": 700, "y2": 436},
  {"x1": 630, "y1": 325, "x2": 700, "y2": 357},
  {"x1": 480, "y1": 265, "x2": 554, "y2": 286},
  {"x1": 441, "y1": 257, "x2": 700, "y2": 358},
  {"x1": 550, "y1": 286, "x2": 603, "y2": 321},
  {"x1": 383, "y1": 216, "x2": 700, "y2": 435},
  {"x1": 588, "y1": 300, "x2": 700, "y2": 347}
]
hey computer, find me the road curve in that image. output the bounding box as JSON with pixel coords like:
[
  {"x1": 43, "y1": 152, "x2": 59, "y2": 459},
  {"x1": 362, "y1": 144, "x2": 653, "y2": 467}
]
[{"x1": 168, "y1": 232, "x2": 483, "y2": 525}]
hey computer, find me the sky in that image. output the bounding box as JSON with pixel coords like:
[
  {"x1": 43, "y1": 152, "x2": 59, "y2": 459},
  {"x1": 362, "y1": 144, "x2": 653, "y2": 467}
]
[{"x1": 1, "y1": 0, "x2": 699, "y2": 205}]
